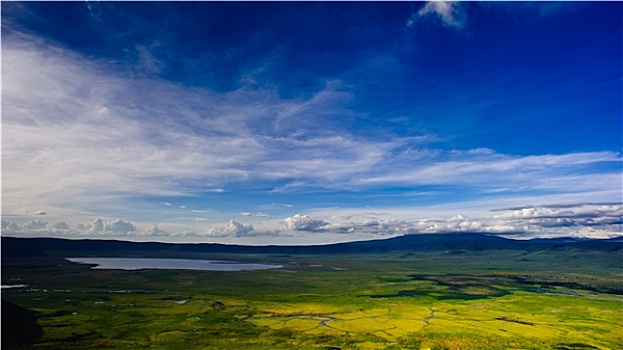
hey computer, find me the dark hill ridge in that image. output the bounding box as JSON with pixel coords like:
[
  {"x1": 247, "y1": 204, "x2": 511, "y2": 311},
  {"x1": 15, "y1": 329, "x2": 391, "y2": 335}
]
[{"x1": 2, "y1": 233, "x2": 621, "y2": 258}]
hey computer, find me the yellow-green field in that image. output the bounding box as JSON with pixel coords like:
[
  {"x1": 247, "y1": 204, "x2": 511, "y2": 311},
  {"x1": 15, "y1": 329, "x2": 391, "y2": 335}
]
[{"x1": 2, "y1": 249, "x2": 622, "y2": 349}]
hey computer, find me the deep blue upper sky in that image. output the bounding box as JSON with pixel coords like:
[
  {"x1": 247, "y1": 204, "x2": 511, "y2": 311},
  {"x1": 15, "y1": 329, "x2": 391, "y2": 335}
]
[{"x1": 2, "y1": 2, "x2": 622, "y2": 243}]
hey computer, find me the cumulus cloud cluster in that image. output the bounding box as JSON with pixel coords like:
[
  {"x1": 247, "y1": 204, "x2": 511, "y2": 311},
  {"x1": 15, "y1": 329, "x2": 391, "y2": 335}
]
[
  {"x1": 1, "y1": 218, "x2": 259, "y2": 239},
  {"x1": 283, "y1": 203, "x2": 622, "y2": 240},
  {"x1": 206, "y1": 220, "x2": 255, "y2": 237},
  {"x1": 75, "y1": 218, "x2": 138, "y2": 235},
  {"x1": 2, "y1": 203, "x2": 621, "y2": 241},
  {"x1": 2, "y1": 218, "x2": 137, "y2": 236},
  {"x1": 282, "y1": 214, "x2": 328, "y2": 232},
  {"x1": 489, "y1": 204, "x2": 622, "y2": 238}
]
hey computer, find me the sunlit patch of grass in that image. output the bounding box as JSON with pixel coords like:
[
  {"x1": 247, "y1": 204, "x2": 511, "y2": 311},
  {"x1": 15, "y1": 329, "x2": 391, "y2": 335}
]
[{"x1": 460, "y1": 286, "x2": 497, "y2": 295}]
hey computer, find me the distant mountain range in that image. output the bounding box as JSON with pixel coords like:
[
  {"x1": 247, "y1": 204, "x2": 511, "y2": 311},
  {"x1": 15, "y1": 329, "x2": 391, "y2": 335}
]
[{"x1": 2, "y1": 233, "x2": 621, "y2": 258}]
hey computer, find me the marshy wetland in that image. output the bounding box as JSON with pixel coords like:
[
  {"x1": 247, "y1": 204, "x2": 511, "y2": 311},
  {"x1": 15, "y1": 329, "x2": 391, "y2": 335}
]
[{"x1": 2, "y1": 236, "x2": 622, "y2": 349}]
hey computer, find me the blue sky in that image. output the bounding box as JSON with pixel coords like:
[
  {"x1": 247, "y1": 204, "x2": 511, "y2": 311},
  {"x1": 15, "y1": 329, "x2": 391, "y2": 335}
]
[{"x1": 2, "y1": 1, "x2": 621, "y2": 244}]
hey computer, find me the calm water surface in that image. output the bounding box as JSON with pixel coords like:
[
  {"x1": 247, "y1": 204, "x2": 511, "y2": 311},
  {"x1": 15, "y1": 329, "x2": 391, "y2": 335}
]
[{"x1": 66, "y1": 257, "x2": 282, "y2": 271}]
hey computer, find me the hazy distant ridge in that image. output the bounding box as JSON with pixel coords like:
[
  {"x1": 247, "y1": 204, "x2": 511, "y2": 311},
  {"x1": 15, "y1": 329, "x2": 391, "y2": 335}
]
[{"x1": 2, "y1": 234, "x2": 621, "y2": 258}]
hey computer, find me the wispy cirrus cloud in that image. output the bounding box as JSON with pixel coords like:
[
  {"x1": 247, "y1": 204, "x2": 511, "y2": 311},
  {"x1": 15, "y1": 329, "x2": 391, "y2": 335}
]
[
  {"x1": 2, "y1": 24, "x2": 620, "y2": 241},
  {"x1": 2, "y1": 32, "x2": 404, "y2": 219},
  {"x1": 358, "y1": 149, "x2": 621, "y2": 193}
]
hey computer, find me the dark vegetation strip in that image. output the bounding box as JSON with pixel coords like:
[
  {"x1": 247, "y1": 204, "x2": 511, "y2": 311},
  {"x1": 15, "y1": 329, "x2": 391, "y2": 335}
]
[
  {"x1": 494, "y1": 317, "x2": 534, "y2": 326},
  {"x1": 3, "y1": 234, "x2": 622, "y2": 258},
  {"x1": 511, "y1": 276, "x2": 623, "y2": 295}
]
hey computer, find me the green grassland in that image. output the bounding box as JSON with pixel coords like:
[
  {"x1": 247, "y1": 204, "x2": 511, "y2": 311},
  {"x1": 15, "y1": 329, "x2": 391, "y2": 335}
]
[{"x1": 2, "y1": 248, "x2": 622, "y2": 349}]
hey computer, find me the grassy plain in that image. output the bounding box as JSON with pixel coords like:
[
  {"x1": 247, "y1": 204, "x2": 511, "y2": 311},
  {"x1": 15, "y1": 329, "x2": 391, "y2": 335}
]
[{"x1": 2, "y1": 248, "x2": 622, "y2": 349}]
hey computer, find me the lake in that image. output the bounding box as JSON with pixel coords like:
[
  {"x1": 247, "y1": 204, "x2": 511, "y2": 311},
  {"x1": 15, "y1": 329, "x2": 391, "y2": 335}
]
[
  {"x1": 66, "y1": 257, "x2": 282, "y2": 271},
  {"x1": 1, "y1": 284, "x2": 28, "y2": 289}
]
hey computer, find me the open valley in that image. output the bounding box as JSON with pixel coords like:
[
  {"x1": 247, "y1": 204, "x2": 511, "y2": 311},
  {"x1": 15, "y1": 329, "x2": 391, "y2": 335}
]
[{"x1": 2, "y1": 236, "x2": 621, "y2": 350}]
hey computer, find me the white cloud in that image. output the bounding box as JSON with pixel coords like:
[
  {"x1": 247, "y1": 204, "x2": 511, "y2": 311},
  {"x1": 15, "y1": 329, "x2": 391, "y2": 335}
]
[
  {"x1": 492, "y1": 204, "x2": 622, "y2": 222},
  {"x1": 566, "y1": 227, "x2": 622, "y2": 240},
  {"x1": 15, "y1": 208, "x2": 30, "y2": 215},
  {"x1": 240, "y1": 212, "x2": 270, "y2": 218},
  {"x1": 73, "y1": 218, "x2": 137, "y2": 236},
  {"x1": 357, "y1": 150, "x2": 621, "y2": 195},
  {"x1": 49, "y1": 221, "x2": 70, "y2": 231},
  {"x1": 206, "y1": 220, "x2": 254, "y2": 237},
  {"x1": 1, "y1": 31, "x2": 411, "y2": 220},
  {"x1": 2, "y1": 28, "x2": 620, "y2": 240},
  {"x1": 286, "y1": 203, "x2": 622, "y2": 240},
  {"x1": 262, "y1": 135, "x2": 396, "y2": 187},
  {"x1": 18, "y1": 219, "x2": 49, "y2": 230},
  {"x1": 135, "y1": 43, "x2": 164, "y2": 74},
  {"x1": 142, "y1": 224, "x2": 167, "y2": 236},
  {"x1": 282, "y1": 214, "x2": 328, "y2": 232},
  {"x1": 105, "y1": 219, "x2": 138, "y2": 236},
  {"x1": 80, "y1": 219, "x2": 104, "y2": 233},
  {"x1": 412, "y1": 1, "x2": 466, "y2": 29},
  {"x1": 409, "y1": 1, "x2": 583, "y2": 31},
  {"x1": 4, "y1": 219, "x2": 73, "y2": 236},
  {"x1": 489, "y1": 204, "x2": 623, "y2": 237},
  {"x1": 2, "y1": 202, "x2": 620, "y2": 242}
]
